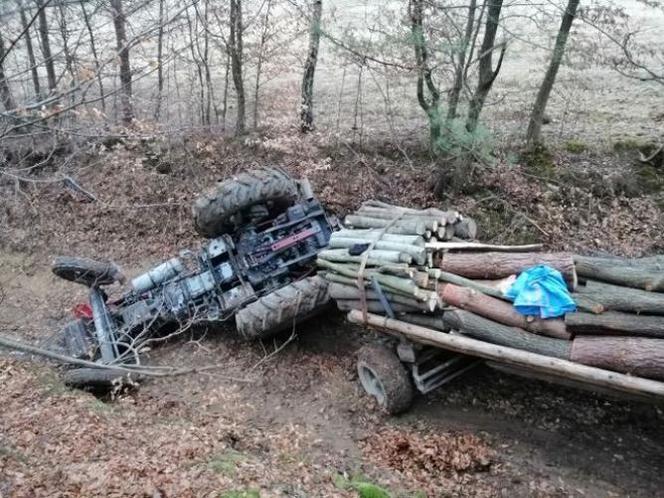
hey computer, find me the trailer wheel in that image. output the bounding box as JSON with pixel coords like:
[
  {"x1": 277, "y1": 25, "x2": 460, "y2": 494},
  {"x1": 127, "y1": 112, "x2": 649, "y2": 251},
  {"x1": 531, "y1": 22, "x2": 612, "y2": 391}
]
[
  {"x1": 62, "y1": 368, "x2": 141, "y2": 390},
  {"x1": 192, "y1": 168, "x2": 299, "y2": 237},
  {"x1": 357, "y1": 344, "x2": 414, "y2": 415},
  {"x1": 52, "y1": 256, "x2": 124, "y2": 287},
  {"x1": 235, "y1": 276, "x2": 330, "y2": 341}
]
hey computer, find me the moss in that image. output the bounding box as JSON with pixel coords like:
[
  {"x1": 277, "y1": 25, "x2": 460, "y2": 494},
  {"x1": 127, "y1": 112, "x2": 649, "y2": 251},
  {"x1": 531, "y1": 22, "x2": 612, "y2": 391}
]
[
  {"x1": 353, "y1": 482, "x2": 391, "y2": 498},
  {"x1": 613, "y1": 138, "x2": 649, "y2": 152},
  {"x1": 635, "y1": 163, "x2": 664, "y2": 194},
  {"x1": 521, "y1": 144, "x2": 555, "y2": 179},
  {"x1": 565, "y1": 139, "x2": 586, "y2": 154},
  {"x1": 208, "y1": 449, "x2": 246, "y2": 476},
  {"x1": 217, "y1": 490, "x2": 260, "y2": 498}
]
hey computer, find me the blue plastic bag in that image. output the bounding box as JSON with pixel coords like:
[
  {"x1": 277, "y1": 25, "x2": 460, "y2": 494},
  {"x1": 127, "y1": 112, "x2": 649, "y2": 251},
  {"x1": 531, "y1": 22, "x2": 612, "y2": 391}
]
[{"x1": 505, "y1": 265, "x2": 576, "y2": 319}]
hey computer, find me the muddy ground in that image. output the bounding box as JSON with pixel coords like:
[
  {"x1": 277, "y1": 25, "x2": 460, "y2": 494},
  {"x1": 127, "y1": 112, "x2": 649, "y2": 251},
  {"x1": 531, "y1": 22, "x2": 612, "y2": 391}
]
[{"x1": 1, "y1": 136, "x2": 664, "y2": 497}]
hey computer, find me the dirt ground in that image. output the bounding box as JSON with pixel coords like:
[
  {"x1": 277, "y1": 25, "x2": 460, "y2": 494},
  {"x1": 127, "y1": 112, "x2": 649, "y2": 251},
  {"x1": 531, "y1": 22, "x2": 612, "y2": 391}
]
[{"x1": 1, "y1": 136, "x2": 664, "y2": 497}]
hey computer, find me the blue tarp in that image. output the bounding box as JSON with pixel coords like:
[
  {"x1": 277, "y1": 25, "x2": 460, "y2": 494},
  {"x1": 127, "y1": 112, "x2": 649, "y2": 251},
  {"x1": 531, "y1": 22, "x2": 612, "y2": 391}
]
[{"x1": 505, "y1": 265, "x2": 577, "y2": 319}]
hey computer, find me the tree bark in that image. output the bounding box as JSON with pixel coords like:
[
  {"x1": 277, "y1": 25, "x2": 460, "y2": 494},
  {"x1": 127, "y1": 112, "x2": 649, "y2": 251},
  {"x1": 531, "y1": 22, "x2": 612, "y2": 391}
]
[
  {"x1": 526, "y1": 0, "x2": 580, "y2": 147},
  {"x1": 36, "y1": 0, "x2": 57, "y2": 94},
  {"x1": 229, "y1": 0, "x2": 245, "y2": 135},
  {"x1": 154, "y1": 0, "x2": 165, "y2": 120},
  {"x1": 19, "y1": 1, "x2": 41, "y2": 99},
  {"x1": 110, "y1": 0, "x2": 133, "y2": 124},
  {"x1": 254, "y1": 0, "x2": 272, "y2": 129},
  {"x1": 466, "y1": 0, "x2": 505, "y2": 132},
  {"x1": 448, "y1": 0, "x2": 477, "y2": 120},
  {"x1": 80, "y1": 1, "x2": 105, "y2": 112},
  {"x1": 409, "y1": 0, "x2": 442, "y2": 149},
  {"x1": 574, "y1": 255, "x2": 664, "y2": 291},
  {"x1": 328, "y1": 283, "x2": 434, "y2": 312},
  {"x1": 444, "y1": 309, "x2": 572, "y2": 358},
  {"x1": 348, "y1": 310, "x2": 664, "y2": 399},
  {"x1": 566, "y1": 311, "x2": 664, "y2": 339},
  {"x1": 300, "y1": 0, "x2": 322, "y2": 132},
  {"x1": 0, "y1": 34, "x2": 16, "y2": 111},
  {"x1": 574, "y1": 280, "x2": 664, "y2": 315},
  {"x1": 441, "y1": 284, "x2": 571, "y2": 339},
  {"x1": 571, "y1": 336, "x2": 664, "y2": 380},
  {"x1": 437, "y1": 252, "x2": 577, "y2": 289}
]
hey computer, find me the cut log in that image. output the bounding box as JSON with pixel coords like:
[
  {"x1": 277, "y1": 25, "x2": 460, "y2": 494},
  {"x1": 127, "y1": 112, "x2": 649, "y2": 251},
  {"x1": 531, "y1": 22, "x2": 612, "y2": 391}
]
[
  {"x1": 453, "y1": 217, "x2": 478, "y2": 240},
  {"x1": 426, "y1": 241, "x2": 543, "y2": 252},
  {"x1": 328, "y1": 283, "x2": 436, "y2": 312},
  {"x1": 574, "y1": 255, "x2": 664, "y2": 291},
  {"x1": 566, "y1": 311, "x2": 664, "y2": 338},
  {"x1": 335, "y1": 299, "x2": 420, "y2": 314},
  {"x1": 441, "y1": 284, "x2": 571, "y2": 340},
  {"x1": 344, "y1": 215, "x2": 430, "y2": 234},
  {"x1": 398, "y1": 313, "x2": 449, "y2": 331},
  {"x1": 571, "y1": 337, "x2": 664, "y2": 381},
  {"x1": 347, "y1": 311, "x2": 664, "y2": 399},
  {"x1": 318, "y1": 249, "x2": 413, "y2": 265},
  {"x1": 575, "y1": 280, "x2": 664, "y2": 315},
  {"x1": 321, "y1": 273, "x2": 414, "y2": 299},
  {"x1": 444, "y1": 310, "x2": 571, "y2": 358},
  {"x1": 428, "y1": 269, "x2": 509, "y2": 301},
  {"x1": 328, "y1": 237, "x2": 426, "y2": 265},
  {"x1": 437, "y1": 252, "x2": 577, "y2": 290},
  {"x1": 333, "y1": 230, "x2": 424, "y2": 246}
]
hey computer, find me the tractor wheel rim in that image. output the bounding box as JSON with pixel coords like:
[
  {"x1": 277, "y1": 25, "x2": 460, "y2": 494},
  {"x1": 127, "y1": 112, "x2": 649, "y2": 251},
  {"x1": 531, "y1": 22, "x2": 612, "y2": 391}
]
[{"x1": 358, "y1": 365, "x2": 386, "y2": 406}]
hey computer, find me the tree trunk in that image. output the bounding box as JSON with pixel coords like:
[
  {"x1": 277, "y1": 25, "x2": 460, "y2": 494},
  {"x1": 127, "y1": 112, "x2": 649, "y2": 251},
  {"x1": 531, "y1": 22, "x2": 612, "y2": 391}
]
[
  {"x1": 19, "y1": 2, "x2": 41, "y2": 99},
  {"x1": 57, "y1": 3, "x2": 76, "y2": 107},
  {"x1": 409, "y1": 0, "x2": 442, "y2": 149},
  {"x1": 444, "y1": 310, "x2": 572, "y2": 358},
  {"x1": 0, "y1": 34, "x2": 16, "y2": 111},
  {"x1": 229, "y1": 0, "x2": 245, "y2": 135},
  {"x1": 110, "y1": 0, "x2": 133, "y2": 124},
  {"x1": 80, "y1": 1, "x2": 105, "y2": 112},
  {"x1": 300, "y1": 0, "x2": 322, "y2": 132},
  {"x1": 466, "y1": 0, "x2": 505, "y2": 132},
  {"x1": 154, "y1": 0, "x2": 165, "y2": 120},
  {"x1": 571, "y1": 336, "x2": 664, "y2": 380},
  {"x1": 566, "y1": 311, "x2": 664, "y2": 339},
  {"x1": 441, "y1": 284, "x2": 571, "y2": 339},
  {"x1": 221, "y1": 48, "x2": 230, "y2": 130},
  {"x1": 328, "y1": 283, "x2": 434, "y2": 312},
  {"x1": 254, "y1": 0, "x2": 272, "y2": 129},
  {"x1": 526, "y1": 0, "x2": 580, "y2": 147},
  {"x1": 437, "y1": 251, "x2": 577, "y2": 289},
  {"x1": 36, "y1": 0, "x2": 57, "y2": 94},
  {"x1": 448, "y1": 0, "x2": 477, "y2": 120},
  {"x1": 574, "y1": 280, "x2": 664, "y2": 315},
  {"x1": 574, "y1": 255, "x2": 664, "y2": 291}
]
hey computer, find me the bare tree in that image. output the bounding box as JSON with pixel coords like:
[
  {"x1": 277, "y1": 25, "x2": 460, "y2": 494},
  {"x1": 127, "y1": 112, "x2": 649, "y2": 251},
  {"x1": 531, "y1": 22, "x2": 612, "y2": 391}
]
[
  {"x1": 154, "y1": 0, "x2": 165, "y2": 121},
  {"x1": 466, "y1": 0, "x2": 505, "y2": 132},
  {"x1": 110, "y1": 0, "x2": 133, "y2": 124},
  {"x1": 18, "y1": 0, "x2": 41, "y2": 100},
  {"x1": 526, "y1": 0, "x2": 580, "y2": 147},
  {"x1": 448, "y1": 0, "x2": 477, "y2": 121},
  {"x1": 300, "y1": 0, "x2": 322, "y2": 132},
  {"x1": 229, "y1": 0, "x2": 245, "y2": 135},
  {"x1": 253, "y1": 0, "x2": 273, "y2": 129},
  {"x1": 0, "y1": 34, "x2": 17, "y2": 111},
  {"x1": 35, "y1": 0, "x2": 57, "y2": 94},
  {"x1": 80, "y1": 0, "x2": 106, "y2": 112}
]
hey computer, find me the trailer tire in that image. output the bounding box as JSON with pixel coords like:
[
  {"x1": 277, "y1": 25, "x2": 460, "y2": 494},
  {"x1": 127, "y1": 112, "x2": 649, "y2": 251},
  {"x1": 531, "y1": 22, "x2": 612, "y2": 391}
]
[
  {"x1": 193, "y1": 168, "x2": 299, "y2": 237},
  {"x1": 357, "y1": 344, "x2": 413, "y2": 414},
  {"x1": 235, "y1": 276, "x2": 330, "y2": 341},
  {"x1": 62, "y1": 368, "x2": 141, "y2": 390}
]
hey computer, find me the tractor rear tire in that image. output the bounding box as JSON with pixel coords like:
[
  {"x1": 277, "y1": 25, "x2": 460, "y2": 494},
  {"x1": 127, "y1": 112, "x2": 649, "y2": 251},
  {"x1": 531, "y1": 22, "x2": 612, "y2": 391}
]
[
  {"x1": 192, "y1": 168, "x2": 299, "y2": 238},
  {"x1": 235, "y1": 276, "x2": 331, "y2": 341},
  {"x1": 357, "y1": 344, "x2": 414, "y2": 415}
]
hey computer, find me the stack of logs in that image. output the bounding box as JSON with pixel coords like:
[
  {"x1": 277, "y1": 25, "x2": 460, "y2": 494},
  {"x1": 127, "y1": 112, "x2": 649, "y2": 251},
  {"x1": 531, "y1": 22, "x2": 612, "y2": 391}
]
[{"x1": 319, "y1": 201, "x2": 664, "y2": 382}]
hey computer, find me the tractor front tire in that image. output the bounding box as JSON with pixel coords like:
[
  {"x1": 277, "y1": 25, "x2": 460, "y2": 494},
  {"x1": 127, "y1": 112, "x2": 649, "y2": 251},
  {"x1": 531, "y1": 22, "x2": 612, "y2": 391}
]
[
  {"x1": 235, "y1": 276, "x2": 330, "y2": 341},
  {"x1": 357, "y1": 344, "x2": 414, "y2": 415},
  {"x1": 192, "y1": 168, "x2": 299, "y2": 238}
]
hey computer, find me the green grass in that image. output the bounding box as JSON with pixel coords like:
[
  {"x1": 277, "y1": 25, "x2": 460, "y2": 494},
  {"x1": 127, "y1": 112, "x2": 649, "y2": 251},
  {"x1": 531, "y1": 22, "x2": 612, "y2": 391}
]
[
  {"x1": 217, "y1": 490, "x2": 260, "y2": 498},
  {"x1": 334, "y1": 474, "x2": 393, "y2": 498},
  {"x1": 565, "y1": 139, "x2": 586, "y2": 154},
  {"x1": 208, "y1": 449, "x2": 247, "y2": 477}
]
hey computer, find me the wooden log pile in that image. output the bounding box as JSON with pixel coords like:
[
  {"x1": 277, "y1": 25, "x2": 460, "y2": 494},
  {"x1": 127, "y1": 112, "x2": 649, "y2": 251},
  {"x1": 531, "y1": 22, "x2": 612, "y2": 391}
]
[{"x1": 320, "y1": 201, "x2": 664, "y2": 385}]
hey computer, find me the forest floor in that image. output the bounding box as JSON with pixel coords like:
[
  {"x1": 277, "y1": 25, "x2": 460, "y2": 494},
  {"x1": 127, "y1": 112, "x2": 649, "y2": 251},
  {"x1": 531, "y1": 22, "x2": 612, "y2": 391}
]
[{"x1": 1, "y1": 130, "x2": 664, "y2": 497}]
